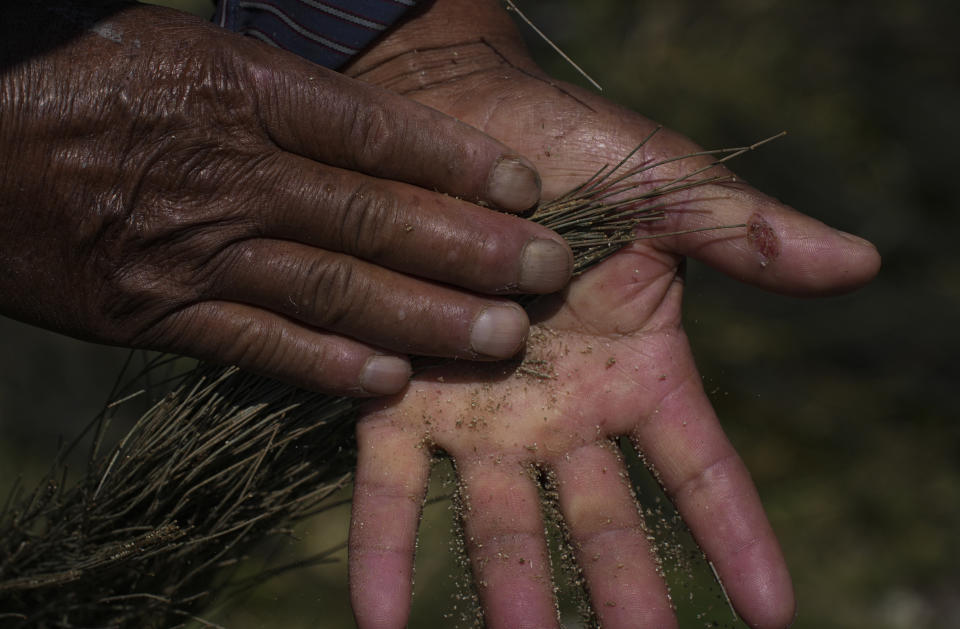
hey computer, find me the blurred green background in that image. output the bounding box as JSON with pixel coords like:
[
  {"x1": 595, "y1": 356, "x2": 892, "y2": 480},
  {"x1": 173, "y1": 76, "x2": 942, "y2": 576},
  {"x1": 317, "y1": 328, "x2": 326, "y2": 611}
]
[{"x1": 2, "y1": 1, "x2": 957, "y2": 627}]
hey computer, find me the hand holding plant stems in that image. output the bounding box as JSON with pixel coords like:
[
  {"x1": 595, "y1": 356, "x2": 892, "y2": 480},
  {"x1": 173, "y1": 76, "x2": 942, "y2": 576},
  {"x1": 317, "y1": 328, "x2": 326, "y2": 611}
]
[
  {"x1": 346, "y1": 2, "x2": 881, "y2": 628},
  {"x1": 0, "y1": 2, "x2": 573, "y2": 397},
  {"x1": 0, "y1": 1, "x2": 881, "y2": 626}
]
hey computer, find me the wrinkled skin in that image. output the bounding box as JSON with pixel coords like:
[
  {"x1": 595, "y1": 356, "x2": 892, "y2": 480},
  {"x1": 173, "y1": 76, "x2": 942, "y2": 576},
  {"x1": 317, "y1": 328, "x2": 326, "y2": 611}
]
[
  {"x1": 347, "y1": 2, "x2": 881, "y2": 628},
  {"x1": 0, "y1": 2, "x2": 574, "y2": 395}
]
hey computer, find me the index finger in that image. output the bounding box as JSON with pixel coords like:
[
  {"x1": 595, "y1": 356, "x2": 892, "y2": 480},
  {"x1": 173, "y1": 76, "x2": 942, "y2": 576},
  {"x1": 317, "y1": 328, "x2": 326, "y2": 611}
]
[{"x1": 239, "y1": 40, "x2": 542, "y2": 212}]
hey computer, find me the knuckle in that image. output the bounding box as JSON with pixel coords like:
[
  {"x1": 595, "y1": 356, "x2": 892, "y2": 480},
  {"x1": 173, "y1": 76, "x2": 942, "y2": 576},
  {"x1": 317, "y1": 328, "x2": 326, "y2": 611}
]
[
  {"x1": 473, "y1": 231, "x2": 512, "y2": 273},
  {"x1": 192, "y1": 311, "x2": 289, "y2": 375},
  {"x1": 346, "y1": 103, "x2": 399, "y2": 170},
  {"x1": 80, "y1": 152, "x2": 261, "y2": 342},
  {"x1": 674, "y1": 452, "x2": 740, "y2": 503},
  {"x1": 248, "y1": 333, "x2": 358, "y2": 394},
  {"x1": 150, "y1": 306, "x2": 357, "y2": 393},
  {"x1": 336, "y1": 182, "x2": 399, "y2": 259},
  {"x1": 296, "y1": 257, "x2": 368, "y2": 329},
  {"x1": 233, "y1": 319, "x2": 288, "y2": 371},
  {"x1": 448, "y1": 231, "x2": 512, "y2": 291},
  {"x1": 197, "y1": 314, "x2": 292, "y2": 374},
  {"x1": 299, "y1": 341, "x2": 345, "y2": 382}
]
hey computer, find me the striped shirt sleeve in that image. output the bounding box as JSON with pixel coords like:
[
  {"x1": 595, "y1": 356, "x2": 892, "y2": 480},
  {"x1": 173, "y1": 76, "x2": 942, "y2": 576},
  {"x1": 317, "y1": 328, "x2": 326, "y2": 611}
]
[{"x1": 215, "y1": 0, "x2": 421, "y2": 69}]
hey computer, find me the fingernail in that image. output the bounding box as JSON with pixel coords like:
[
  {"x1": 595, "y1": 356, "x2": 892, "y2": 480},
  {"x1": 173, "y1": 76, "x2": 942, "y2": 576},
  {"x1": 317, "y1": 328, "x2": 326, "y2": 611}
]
[
  {"x1": 470, "y1": 305, "x2": 529, "y2": 358},
  {"x1": 518, "y1": 238, "x2": 573, "y2": 293},
  {"x1": 486, "y1": 155, "x2": 541, "y2": 210},
  {"x1": 835, "y1": 228, "x2": 874, "y2": 248},
  {"x1": 360, "y1": 355, "x2": 411, "y2": 395}
]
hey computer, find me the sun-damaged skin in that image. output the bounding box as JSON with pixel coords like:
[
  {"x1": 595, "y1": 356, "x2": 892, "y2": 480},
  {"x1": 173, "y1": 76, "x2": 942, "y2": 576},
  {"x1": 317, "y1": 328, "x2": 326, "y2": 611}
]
[
  {"x1": 0, "y1": 2, "x2": 574, "y2": 396},
  {"x1": 347, "y1": 2, "x2": 881, "y2": 628}
]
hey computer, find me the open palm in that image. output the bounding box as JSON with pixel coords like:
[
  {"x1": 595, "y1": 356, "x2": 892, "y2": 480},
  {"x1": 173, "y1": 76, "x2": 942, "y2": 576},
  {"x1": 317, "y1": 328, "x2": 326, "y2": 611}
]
[{"x1": 346, "y1": 4, "x2": 879, "y2": 628}]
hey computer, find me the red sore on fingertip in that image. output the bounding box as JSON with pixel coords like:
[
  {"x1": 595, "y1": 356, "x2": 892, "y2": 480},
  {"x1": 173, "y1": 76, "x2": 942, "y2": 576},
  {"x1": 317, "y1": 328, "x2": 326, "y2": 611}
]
[{"x1": 747, "y1": 214, "x2": 781, "y2": 267}]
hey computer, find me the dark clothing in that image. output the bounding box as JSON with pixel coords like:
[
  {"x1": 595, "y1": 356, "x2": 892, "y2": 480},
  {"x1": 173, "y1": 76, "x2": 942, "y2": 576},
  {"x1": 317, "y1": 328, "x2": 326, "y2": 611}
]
[{"x1": 216, "y1": 0, "x2": 421, "y2": 69}]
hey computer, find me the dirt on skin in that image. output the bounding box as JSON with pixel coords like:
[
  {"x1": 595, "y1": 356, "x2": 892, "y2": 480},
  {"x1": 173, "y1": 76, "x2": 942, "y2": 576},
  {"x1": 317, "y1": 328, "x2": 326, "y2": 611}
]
[{"x1": 405, "y1": 323, "x2": 743, "y2": 628}]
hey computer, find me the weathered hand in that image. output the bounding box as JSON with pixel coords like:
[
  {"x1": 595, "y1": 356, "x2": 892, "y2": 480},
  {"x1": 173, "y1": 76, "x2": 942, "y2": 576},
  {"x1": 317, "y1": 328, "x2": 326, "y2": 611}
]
[
  {"x1": 347, "y1": 2, "x2": 880, "y2": 628},
  {"x1": 0, "y1": 2, "x2": 573, "y2": 395}
]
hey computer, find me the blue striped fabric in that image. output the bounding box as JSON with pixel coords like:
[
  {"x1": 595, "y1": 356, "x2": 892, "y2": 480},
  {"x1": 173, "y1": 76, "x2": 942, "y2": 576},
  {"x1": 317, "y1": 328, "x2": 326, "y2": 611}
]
[{"x1": 216, "y1": 0, "x2": 421, "y2": 69}]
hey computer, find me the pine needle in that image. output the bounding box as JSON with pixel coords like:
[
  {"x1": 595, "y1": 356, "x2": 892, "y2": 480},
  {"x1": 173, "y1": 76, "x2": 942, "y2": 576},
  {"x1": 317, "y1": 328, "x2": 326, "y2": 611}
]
[{"x1": 504, "y1": 0, "x2": 603, "y2": 91}]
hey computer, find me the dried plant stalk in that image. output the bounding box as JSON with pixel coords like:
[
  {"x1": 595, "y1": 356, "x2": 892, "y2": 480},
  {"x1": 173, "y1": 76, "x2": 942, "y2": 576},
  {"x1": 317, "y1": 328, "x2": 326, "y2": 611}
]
[{"x1": 0, "y1": 132, "x2": 775, "y2": 627}]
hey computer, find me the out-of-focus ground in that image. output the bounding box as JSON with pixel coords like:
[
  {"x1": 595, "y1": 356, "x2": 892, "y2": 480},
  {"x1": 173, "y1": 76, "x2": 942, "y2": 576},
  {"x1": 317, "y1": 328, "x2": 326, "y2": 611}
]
[{"x1": 2, "y1": 1, "x2": 957, "y2": 628}]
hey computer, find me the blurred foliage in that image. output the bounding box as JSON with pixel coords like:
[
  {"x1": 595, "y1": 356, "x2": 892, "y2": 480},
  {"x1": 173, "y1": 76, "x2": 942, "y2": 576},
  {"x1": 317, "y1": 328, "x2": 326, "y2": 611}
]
[
  {"x1": 2, "y1": 0, "x2": 958, "y2": 628},
  {"x1": 516, "y1": 2, "x2": 959, "y2": 628}
]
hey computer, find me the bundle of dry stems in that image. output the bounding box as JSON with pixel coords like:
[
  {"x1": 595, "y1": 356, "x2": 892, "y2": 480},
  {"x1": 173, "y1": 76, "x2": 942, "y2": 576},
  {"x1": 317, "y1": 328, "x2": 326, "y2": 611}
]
[{"x1": 0, "y1": 130, "x2": 777, "y2": 627}]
